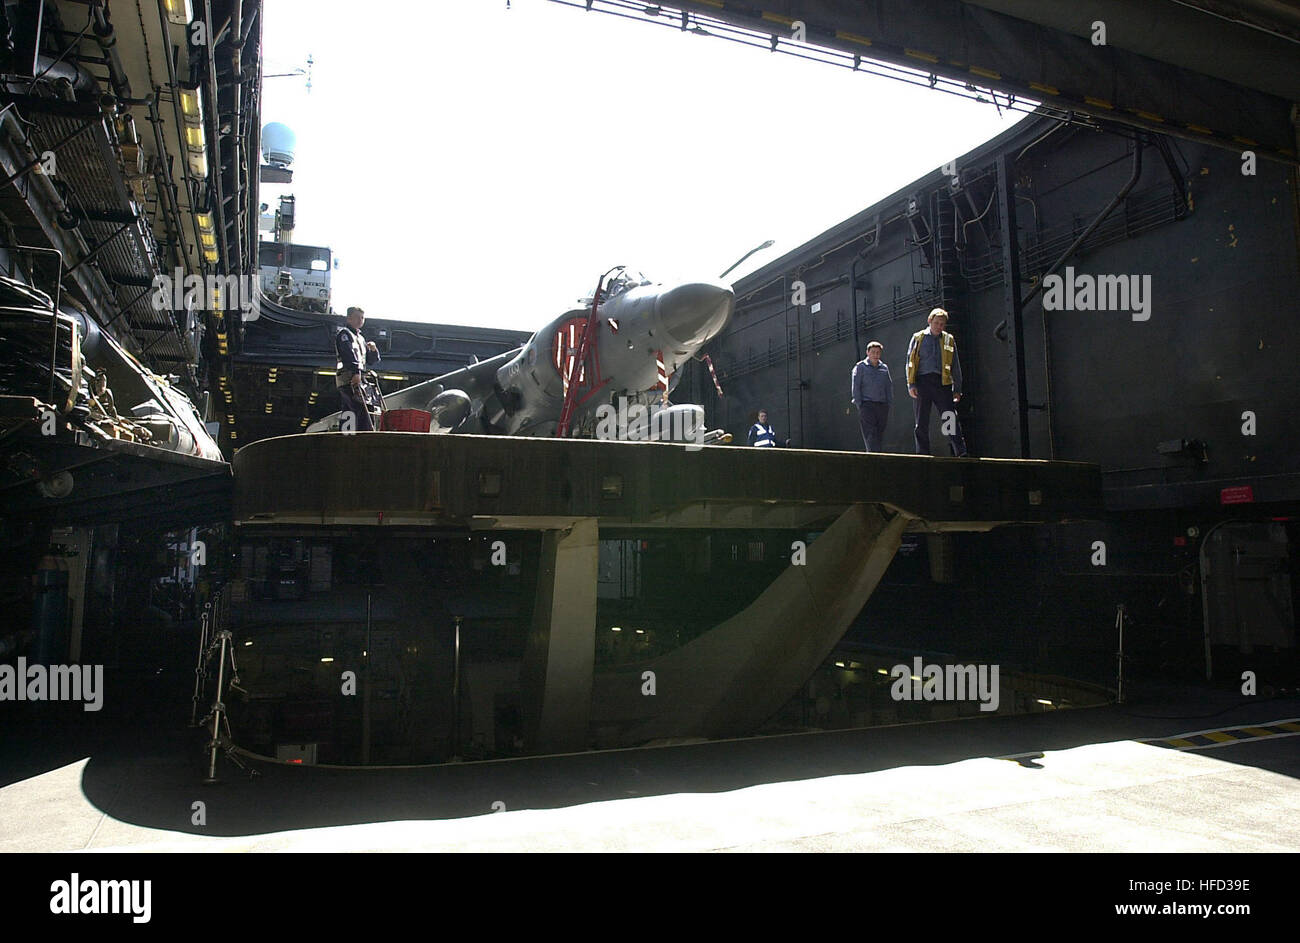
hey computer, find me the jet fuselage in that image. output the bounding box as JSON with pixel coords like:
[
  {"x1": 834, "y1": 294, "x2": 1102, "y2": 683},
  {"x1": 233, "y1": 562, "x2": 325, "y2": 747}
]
[{"x1": 370, "y1": 275, "x2": 734, "y2": 437}]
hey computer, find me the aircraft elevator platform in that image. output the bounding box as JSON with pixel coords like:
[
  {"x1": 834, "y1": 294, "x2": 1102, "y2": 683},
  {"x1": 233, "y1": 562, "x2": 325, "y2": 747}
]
[{"x1": 232, "y1": 434, "x2": 1101, "y2": 754}]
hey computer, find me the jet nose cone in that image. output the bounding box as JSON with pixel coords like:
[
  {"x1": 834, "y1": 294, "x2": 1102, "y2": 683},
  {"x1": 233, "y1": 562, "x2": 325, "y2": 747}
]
[{"x1": 657, "y1": 280, "x2": 735, "y2": 348}]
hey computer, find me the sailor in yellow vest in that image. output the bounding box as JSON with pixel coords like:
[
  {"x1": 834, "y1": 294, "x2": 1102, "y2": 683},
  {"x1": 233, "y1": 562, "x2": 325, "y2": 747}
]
[{"x1": 906, "y1": 308, "x2": 968, "y2": 456}]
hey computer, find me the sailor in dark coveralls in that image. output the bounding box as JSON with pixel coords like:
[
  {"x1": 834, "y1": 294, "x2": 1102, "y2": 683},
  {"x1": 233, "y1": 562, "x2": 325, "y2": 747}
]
[{"x1": 336, "y1": 306, "x2": 380, "y2": 431}]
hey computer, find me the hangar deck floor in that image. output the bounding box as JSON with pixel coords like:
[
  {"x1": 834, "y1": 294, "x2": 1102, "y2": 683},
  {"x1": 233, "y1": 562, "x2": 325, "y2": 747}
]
[{"x1": 2, "y1": 683, "x2": 1295, "y2": 852}]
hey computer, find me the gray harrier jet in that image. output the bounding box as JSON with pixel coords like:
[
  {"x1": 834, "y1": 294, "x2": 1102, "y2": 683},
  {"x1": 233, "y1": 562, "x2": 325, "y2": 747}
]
[{"x1": 309, "y1": 267, "x2": 733, "y2": 442}]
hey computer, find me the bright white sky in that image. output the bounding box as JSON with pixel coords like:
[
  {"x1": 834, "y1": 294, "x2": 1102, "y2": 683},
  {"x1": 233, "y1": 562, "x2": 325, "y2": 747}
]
[{"x1": 261, "y1": 0, "x2": 1027, "y2": 331}]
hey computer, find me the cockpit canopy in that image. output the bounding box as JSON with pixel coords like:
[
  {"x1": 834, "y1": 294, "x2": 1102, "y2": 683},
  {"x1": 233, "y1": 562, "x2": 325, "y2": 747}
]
[{"x1": 579, "y1": 267, "x2": 652, "y2": 306}]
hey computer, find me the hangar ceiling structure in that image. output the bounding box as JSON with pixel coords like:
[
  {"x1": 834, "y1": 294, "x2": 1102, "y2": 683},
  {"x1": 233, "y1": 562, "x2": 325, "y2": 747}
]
[{"x1": 556, "y1": 0, "x2": 1300, "y2": 163}]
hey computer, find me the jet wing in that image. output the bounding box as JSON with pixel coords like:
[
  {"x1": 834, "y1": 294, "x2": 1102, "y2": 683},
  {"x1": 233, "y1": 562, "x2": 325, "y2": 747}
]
[
  {"x1": 308, "y1": 348, "x2": 518, "y2": 434},
  {"x1": 382, "y1": 348, "x2": 514, "y2": 410}
]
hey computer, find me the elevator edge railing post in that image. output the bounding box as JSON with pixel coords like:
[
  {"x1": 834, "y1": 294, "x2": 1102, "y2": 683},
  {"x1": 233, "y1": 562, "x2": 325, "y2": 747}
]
[
  {"x1": 361, "y1": 591, "x2": 371, "y2": 766},
  {"x1": 452, "y1": 614, "x2": 462, "y2": 761},
  {"x1": 1115, "y1": 603, "x2": 1127, "y2": 705}
]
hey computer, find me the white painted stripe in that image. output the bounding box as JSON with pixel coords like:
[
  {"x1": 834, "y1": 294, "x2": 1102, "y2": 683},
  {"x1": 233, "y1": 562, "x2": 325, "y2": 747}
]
[
  {"x1": 1166, "y1": 730, "x2": 1300, "y2": 751},
  {"x1": 1155, "y1": 717, "x2": 1300, "y2": 740}
]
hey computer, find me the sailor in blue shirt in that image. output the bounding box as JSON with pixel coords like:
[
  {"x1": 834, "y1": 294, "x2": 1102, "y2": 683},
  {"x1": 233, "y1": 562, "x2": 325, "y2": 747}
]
[
  {"x1": 851, "y1": 341, "x2": 893, "y2": 452},
  {"x1": 747, "y1": 409, "x2": 777, "y2": 447}
]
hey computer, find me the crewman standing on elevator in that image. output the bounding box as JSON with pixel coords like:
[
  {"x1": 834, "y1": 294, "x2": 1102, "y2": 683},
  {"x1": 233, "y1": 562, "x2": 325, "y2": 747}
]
[
  {"x1": 748, "y1": 409, "x2": 777, "y2": 447},
  {"x1": 851, "y1": 341, "x2": 893, "y2": 452},
  {"x1": 906, "y1": 308, "x2": 968, "y2": 456},
  {"x1": 336, "y1": 306, "x2": 381, "y2": 431}
]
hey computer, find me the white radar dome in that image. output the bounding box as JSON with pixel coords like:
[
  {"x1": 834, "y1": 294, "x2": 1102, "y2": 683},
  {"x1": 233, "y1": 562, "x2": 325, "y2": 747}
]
[{"x1": 261, "y1": 122, "x2": 296, "y2": 166}]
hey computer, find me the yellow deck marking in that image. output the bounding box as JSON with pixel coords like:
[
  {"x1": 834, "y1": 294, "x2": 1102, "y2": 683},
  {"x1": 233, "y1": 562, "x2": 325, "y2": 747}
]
[{"x1": 835, "y1": 30, "x2": 872, "y2": 46}]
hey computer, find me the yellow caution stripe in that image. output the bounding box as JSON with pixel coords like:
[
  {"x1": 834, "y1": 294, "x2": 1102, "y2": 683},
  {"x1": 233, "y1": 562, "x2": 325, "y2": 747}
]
[
  {"x1": 835, "y1": 29, "x2": 872, "y2": 47},
  {"x1": 1143, "y1": 718, "x2": 1300, "y2": 751}
]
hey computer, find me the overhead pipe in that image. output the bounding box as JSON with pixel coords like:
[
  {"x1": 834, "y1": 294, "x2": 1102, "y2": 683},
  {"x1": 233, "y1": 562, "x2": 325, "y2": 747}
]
[
  {"x1": 155, "y1": 0, "x2": 210, "y2": 278},
  {"x1": 201, "y1": 0, "x2": 232, "y2": 276},
  {"x1": 31, "y1": 56, "x2": 95, "y2": 91},
  {"x1": 992, "y1": 136, "x2": 1145, "y2": 461},
  {"x1": 1153, "y1": 136, "x2": 1190, "y2": 218},
  {"x1": 4, "y1": 55, "x2": 97, "y2": 100},
  {"x1": 994, "y1": 138, "x2": 1144, "y2": 340},
  {"x1": 229, "y1": 0, "x2": 244, "y2": 274},
  {"x1": 89, "y1": 0, "x2": 132, "y2": 100},
  {"x1": 735, "y1": 273, "x2": 847, "y2": 316},
  {"x1": 145, "y1": 95, "x2": 188, "y2": 271},
  {"x1": 102, "y1": 93, "x2": 191, "y2": 361},
  {"x1": 239, "y1": 4, "x2": 259, "y2": 49},
  {"x1": 849, "y1": 255, "x2": 861, "y2": 360}
]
